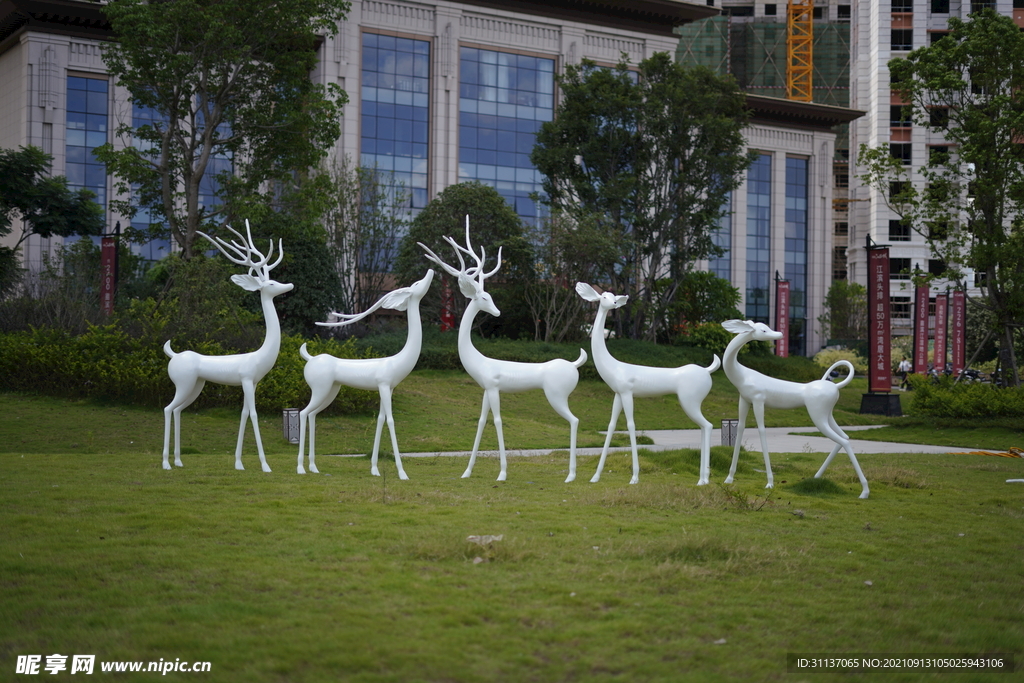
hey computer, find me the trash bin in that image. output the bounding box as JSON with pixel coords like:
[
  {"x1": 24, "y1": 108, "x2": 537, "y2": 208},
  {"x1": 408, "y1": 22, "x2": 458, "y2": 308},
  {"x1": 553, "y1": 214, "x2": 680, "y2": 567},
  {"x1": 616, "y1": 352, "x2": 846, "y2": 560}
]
[
  {"x1": 283, "y1": 408, "x2": 300, "y2": 444},
  {"x1": 720, "y1": 419, "x2": 739, "y2": 447}
]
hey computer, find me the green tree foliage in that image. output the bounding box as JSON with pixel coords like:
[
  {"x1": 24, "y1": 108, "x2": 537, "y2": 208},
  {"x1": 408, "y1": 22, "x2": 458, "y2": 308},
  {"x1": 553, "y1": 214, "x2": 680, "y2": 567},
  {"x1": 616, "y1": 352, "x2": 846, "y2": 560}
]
[
  {"x1": 524, "y1": 211, "x2": 618, "y2": 343},
  {"x1": 669, "y1": 271, "x2": 742, "y2": 333},
  {"x1": 319, "y1": 156, "x2": 410, "y2": 317},
  {"x1": 0, "y1": 146, "x2": 104, "y2": 295},
  {"x1": 817, "y1": 280, "x2": 867, "y2": 341},
  {"x1": 858, "y1": 10, "x2": 1024, "y2": 386},
  {"x1": 96, "y1": 0, "x2": 350, "y2": 258},
  {"x1": 395, "y1": 182, "x2": 535, "y2": 338},
  {"x1": 531, "y1": 53, "x2": 753, "y2": 341}
]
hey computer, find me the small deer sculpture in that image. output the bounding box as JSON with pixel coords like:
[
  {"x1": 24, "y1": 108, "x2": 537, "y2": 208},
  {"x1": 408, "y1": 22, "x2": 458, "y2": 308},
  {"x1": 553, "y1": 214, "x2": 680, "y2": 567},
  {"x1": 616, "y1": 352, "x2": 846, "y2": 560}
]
[
  {"x1": 296, "y1": 269, "x2": 435, "y2": 477},
  {"x1": 577, "y1": 283, "x2": 720, "y2": 485},
  {"x1": 720, "y1": 319, "x2": 870, "y2": 498},
  {"x1": 162, "y1": 221, "x2": 292, "y2": 472},
  {"x1": 420, "y1": 219, "x2": 587, "y2": 482}
]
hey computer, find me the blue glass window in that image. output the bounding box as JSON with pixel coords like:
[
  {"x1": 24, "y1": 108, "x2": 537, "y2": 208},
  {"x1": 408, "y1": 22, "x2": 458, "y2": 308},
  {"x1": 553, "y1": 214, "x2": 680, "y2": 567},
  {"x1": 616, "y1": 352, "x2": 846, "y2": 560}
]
[
  {"x1": 709, "y1": 192, "x2": 732, "y2": 281},
  {"x1": 66, "y1": 76, "x2": 108, "y2": 214},
  {"x1": 459, "y1": 47, "x2": 554, "y2": 224},
  {"x1": 745, "y1": 154, "x2": 771, "y2": 322},
  {"x1": 361, "y1": 32, "x2": 430, "y2": 210},
  {"x1": 130, "y1": 103, "x2": 172, "y2": 261},
  {"x1": 785, "y1": 157, "x2": 808, "y2": 355}
]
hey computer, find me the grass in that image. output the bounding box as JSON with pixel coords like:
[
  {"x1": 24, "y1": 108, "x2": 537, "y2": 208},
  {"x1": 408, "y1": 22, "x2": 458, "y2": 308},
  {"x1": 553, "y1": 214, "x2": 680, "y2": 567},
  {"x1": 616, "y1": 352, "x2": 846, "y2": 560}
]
[{"x1": 2, "y1": 389, "x2": 1023, "y2": 681}]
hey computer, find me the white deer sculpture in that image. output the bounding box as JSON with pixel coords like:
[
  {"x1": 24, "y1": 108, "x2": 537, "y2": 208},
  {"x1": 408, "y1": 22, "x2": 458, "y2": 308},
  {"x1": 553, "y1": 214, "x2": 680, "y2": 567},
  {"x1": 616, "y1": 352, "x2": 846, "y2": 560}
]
[
  {"x1": 720, "y1": 319, "x2": 870, "y2": 498},
  {"x1": 576, "y1": 283, "x2": 720, "y2": 485},
  {"x1": 419, "y1": 219, "x2": 587, "y2": 482},
  {"x1": 162, "y1": 221, "x2": 293, "y2": 472},
  {"x1": 295, "y1": 269, "x2": 435, "y2": 477}
]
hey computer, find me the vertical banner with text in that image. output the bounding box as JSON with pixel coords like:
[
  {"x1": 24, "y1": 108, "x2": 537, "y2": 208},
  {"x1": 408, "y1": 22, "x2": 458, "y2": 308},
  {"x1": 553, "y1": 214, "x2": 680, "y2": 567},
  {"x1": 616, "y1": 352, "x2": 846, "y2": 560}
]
[
  {"x1": 951, "y1": 290, "x2": 966, "y2": 376},
  {"x1": 913, "y1": 285, "x2": 930, "y2": 374},
  {"x1": 934, "y1": 293, "x2": 948, "y2": 374},
  {"x1": 869, "y1": 248, "x2": 892, "y2": 393},
  {"x1": 100, "y1": 237, "x2": 117, "y2": 316},
  {"x1": 775, "y1": 279, "x2": 790, "y2": 357}
]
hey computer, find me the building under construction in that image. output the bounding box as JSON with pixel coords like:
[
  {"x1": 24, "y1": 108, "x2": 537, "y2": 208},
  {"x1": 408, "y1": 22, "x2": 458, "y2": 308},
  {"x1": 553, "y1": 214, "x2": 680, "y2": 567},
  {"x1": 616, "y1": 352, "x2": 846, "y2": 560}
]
[{"x1": 676, "y1": 1, "x2": 855, "y2": 290}]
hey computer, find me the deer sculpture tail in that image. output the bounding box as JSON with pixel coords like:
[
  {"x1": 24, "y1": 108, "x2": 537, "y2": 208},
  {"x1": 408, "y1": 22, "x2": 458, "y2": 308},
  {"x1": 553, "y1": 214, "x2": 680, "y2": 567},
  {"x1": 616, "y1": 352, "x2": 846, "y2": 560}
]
[
  {"x1": 572, "y1": 349, "x2": 588, "y2": 368},
  {"x1": 162, "y1": 340, "x2": 176, "y2": 359},
  {"x1": 705, "y1": 354, "x2": 721, "y2": 373},
  {"x1": 824, "y1": 360, "x2": 855, "y2": 388},
  {"x1": 299, "y1": 343, "x2": 315, "y2": 362}
]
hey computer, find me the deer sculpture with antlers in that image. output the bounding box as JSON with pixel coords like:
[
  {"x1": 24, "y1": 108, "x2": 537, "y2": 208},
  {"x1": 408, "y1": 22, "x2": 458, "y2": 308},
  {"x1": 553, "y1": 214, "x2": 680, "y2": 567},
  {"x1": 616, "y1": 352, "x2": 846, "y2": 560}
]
[
  {"x1": 419, "y1": 218, "x2": 587, "y2": 482},
  {"x1": 161, "y1": 221, "x2": 292, "y2": 472},
  {"x1": 576, "y1": 283, "x2": 720, "y2": 485},
  {"x1": 295, "y1": 269, "x2": 435, "y2": 477},
  {"x1": 721, "y1": 319, "x2": 870, "y2": 498}
]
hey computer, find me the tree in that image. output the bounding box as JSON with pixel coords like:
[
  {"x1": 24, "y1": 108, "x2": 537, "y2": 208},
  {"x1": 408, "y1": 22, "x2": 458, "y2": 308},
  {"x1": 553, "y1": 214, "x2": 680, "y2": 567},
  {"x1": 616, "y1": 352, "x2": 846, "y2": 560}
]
[
  {"x1": 96, "y1": 0, "x2": 350, "y2": 259},
  {"x1": 858, "y1": 9, "x2": 1024, "y2": 387},
  {"x1": 394, "y1": 182, "x2": 534, "y2": 337},
  {"x1": 0, "y1": 146, "x2": 105, "y2": 294},
  {"x1": 669, "y1": 271, "x2": 742, "y2": 333},
  {"x1": 531, "y1": 53, "x2": 753, "y2": 341},
  {"x1": 320, "y1": 156, "x2": 410, "y2": 317},
  {"x1": 524, "y1": 211, "x2": 619, "y2": 343},
  {"x1": 816, "y1": 280, "x2": 867, "y2": 342}
]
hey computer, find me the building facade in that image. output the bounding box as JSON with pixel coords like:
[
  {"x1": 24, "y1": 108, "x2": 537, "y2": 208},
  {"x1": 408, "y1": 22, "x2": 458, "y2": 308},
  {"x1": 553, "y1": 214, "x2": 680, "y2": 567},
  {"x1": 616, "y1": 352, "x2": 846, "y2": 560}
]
[
  {"x1": 845, "y1": 0, "x2": 1022, "y2": 336},
  {"x1": 2, "y1": 0, "x2": 858, "y2": 354}
]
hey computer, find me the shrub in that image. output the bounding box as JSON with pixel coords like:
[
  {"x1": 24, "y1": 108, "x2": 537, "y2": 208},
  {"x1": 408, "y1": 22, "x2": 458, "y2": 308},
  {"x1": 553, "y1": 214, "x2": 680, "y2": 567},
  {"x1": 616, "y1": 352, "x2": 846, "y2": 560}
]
[
  {"x1": 0, "y1": 327, "x2": 378, "y2": 415},
  {"x1": 813, "y1": 348, "x2": 868, "y2": 375},
  {"x1": 907, "y1": 375, "x2": 1024, "y2": 418}
]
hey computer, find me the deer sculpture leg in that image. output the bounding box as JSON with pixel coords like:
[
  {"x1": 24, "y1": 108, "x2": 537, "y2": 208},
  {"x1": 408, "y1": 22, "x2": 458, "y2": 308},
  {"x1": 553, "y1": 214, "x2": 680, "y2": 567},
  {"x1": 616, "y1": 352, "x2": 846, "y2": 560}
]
[
  {"x1": 464, "y1": 392, "x2": 491, "y2": 479},
  {"x1": 591, "y1": 393, "x2": 623, "y2": 483},
  {"x1": 725, "y1": 397, "x2": 750, "y2": 484},
  {"x1": 162, "y1": 377, "x2": 205, "y2": 469},
  {"x1": 751, "y1": 400, "x2": 774, "y2": 488},
  {"x1": 297, "y1": 381, "x2": 341, "y2": 474},
  {"x1": 372, "y1": 384, "x2": 409, "y2": 481},
  {"x1": 237, "y1": 379, "x2": 272, "y2": 472},
  {"x1": 678, "y1": 393, "x2": 714, "y2": 486},
  {"x1": 543, "y1": 386, "x2": 580, "y2": 483},
  {"x1": 811, "y1": 409, "x2": 870, "y2": 499}
]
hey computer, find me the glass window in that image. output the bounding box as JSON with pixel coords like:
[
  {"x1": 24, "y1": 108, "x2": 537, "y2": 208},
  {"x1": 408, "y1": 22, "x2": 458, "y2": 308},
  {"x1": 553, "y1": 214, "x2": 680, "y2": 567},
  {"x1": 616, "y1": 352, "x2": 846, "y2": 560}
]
[
  {"x1": 709, "y1": 192, "x2": 731, "y2": 281},
  {"x1": 892, "y1": 0, "x2": 913, "y2": 12},
  {"x1": 890, "y1": 257, "x2": 911, "y2": 280},
  {"x1": 931, "y1": 0, "x2": 949, "y2": 13},
  {"x1": 362, "y1": 32, "x2": 430, "y2": 211},
  {"x1": 890, "y1": 105, "x2": 911, "y2": 127},
  {"x1": 890, "y1": 143, "x2": 912, "y2": 165},
  {"x1": 459, "y1": 47, "x2": 554, "y2": 224},
  {"x1": 745, "y1": 154, "x2": 771, "y2": 323},
  {"x1": 784, "y1": 157, "x2": 808, "y2": 355},
  {"x1": 891, "y1": 29, "x2": 913, "y2": 51},
  {"x1": 890, "y1": 296, "x2": 911, "y2": 320},
  {"x1": 65, "y1": 76, "x2": 108, "y2": 215},
  {"x1": 889, "y1": 219, "x2": 911, "y2": 241}
]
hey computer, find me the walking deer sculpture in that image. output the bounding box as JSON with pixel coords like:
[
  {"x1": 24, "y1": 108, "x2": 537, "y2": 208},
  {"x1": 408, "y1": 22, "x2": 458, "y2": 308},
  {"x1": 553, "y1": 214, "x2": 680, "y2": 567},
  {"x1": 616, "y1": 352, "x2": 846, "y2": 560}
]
[
  {"x1": 721, "y1": 319, "x2": 870, "y2": 498},
  {"x1": 576, "y1": 283, "x2": 720, "y2": 485},
  {"x1": 296, "y1": 269, "x2": 435, "y2": 477},
  {"x1": 162, "y1": 221, "x2": 292, "y2": 472},
  {"x1": 419, "y1": 219, "x2": 587, "y2": 482}
]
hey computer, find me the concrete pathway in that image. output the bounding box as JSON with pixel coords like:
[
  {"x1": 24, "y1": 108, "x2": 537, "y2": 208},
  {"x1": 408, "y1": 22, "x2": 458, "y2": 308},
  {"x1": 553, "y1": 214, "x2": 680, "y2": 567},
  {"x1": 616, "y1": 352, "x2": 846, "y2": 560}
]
[{"x1": 326, "y1": 425, "x2": 978, "y2": 459}]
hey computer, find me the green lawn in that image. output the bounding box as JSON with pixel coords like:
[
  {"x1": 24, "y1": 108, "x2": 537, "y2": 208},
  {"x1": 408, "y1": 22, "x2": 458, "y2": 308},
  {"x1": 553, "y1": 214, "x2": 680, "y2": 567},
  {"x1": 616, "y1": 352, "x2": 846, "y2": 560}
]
[{"x1": 2, "y1": 385, "x2": 1023, "y2": 681}]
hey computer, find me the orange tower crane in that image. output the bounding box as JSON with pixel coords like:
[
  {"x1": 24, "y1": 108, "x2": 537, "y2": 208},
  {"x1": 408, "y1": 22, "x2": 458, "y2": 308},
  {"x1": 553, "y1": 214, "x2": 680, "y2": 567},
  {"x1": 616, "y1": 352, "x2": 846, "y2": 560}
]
[{"x1": 787, "y1": 0, "x2": 814, "y2": 101}]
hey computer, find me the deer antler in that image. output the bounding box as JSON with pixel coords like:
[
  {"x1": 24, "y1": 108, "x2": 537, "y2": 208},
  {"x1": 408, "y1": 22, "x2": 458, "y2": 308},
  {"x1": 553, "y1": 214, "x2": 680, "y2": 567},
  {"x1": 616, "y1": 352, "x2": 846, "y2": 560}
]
[
  {"x1": 197, "y1": 220, "x2": 283, "y2": 281},
  {"x1": 419, "y1": 216, "x2": 502, "y2": 286},
  {"x1": 317, "y1": 286, "x2": 412, "y2": 327}
]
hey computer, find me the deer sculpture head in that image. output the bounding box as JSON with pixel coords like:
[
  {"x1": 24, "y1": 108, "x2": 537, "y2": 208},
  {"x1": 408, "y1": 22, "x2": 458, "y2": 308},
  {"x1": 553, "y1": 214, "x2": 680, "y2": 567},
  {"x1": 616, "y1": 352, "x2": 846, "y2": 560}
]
[{"x1": 419, "y1": 217, "x2": 502, "y2": 318}]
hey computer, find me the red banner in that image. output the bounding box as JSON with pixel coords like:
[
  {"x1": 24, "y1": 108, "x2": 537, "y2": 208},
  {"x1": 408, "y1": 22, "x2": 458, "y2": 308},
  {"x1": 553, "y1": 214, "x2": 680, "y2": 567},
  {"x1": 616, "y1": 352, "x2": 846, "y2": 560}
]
[
  {"x1": 101, "y1": 237, "x2": 117, "y2": 316},
  {"x1": 440, "y1": 279, "x2": 455, "y2": 332},
  {"x1": 775, "y1": 279, "x2": 790, "y2": 357},
  {"x1": 933, "y1": 293, "x2": 948, "y2": 374},
  {"x1": 868, "y1": 248, "x2": 891, "y2": 393},
  {"x1": 951, "y1": 290, "x2": 966, "y2": 376},
  {"x1": 913, "y1": 285, "x2": 930, "y2": 374}
]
